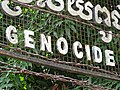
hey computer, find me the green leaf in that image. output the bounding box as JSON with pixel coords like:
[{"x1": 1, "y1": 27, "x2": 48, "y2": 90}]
[
  {"x1": 65, "y1": 26, "x2": 71, "y2": 39},
  {"x1": 70, "y1": 25, "x2": 76, "y2": 33}
]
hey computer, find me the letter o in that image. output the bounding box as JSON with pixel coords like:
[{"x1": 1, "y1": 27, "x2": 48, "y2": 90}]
[{"x1": 56, "y1": 37, "x2": 68, "y2": 55}]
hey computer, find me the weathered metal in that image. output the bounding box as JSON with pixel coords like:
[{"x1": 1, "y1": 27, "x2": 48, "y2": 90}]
[
  {"x1": 0, "y1": 60, "x2": 109, "y2": 90},
  {"x1": 0, "y1": 0, "x2": 120, "y2": 82},
  {"x1": 0, "y1": 49, "x2": 120, "y2": 81}
]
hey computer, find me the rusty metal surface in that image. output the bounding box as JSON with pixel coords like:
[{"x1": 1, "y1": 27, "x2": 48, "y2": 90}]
[
  {"x1": 0, "y1": 0, "x2": 120, "y2": 81},
  {"x1": 0, "y1": 60, "x2": 110, "y2": 90},
  {"x1": 0, "y1": 49, "x2": 120, "y2": 81}
]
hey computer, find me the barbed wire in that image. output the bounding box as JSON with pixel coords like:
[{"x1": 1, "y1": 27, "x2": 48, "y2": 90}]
[
  {"x1": 0, "y1": 43, "x2": 119, "y2": 77},
  {"x1": 0, "y1": 1, "x2": 119, "y2": 89},
  {"x1": 0, "y1": 60, "x2": 111, "y2": 90},
  {"x1": 12, "y1": 0, "x2": 120, "y2": 38}
]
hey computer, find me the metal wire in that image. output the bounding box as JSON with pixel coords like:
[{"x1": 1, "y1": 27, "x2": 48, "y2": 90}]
[
  {"x1": 0, "y1": 0, "x2": 120, "y2": 81},
  {"x1": 0, "y1": 60, "x2": 110, "y2": 90}
]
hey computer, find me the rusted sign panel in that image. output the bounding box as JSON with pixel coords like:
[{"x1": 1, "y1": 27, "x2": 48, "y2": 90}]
[{"x1": 0, "y1": 0, "x2": 120, "y2": 80}]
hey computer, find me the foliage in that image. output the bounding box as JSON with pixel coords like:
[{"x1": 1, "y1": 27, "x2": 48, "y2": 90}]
[
  {"x1": 1, "y1": 56, "x2": 120, "y2": 90},
  {"x1": 0, "y1": 1, "x2": 120, "y2": 90}
]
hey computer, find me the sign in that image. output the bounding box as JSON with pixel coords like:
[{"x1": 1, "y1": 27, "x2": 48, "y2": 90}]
[
  {"x1": 0, "y1": 0, "x2": 120, "y2": 80},
  {"x1": 5, "y1": 26, "x2": 115, "y2": 66},
  {"x1": 1, "y1": 0, "x2": 120, "y2": 30}
]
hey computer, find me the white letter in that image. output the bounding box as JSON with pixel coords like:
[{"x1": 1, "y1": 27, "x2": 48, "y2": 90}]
[
  {"x1": 56, "y1": 37, "x2": 68, "y2": 55},
  {"x1": 111, "y1": 5, "x2": 120, "y2": 30},
  {"x1": 46, "y1": 0, "x2": 64, "y2": 11},
  {"x1": 40, "y1": 34, "x2": 52, "y2": 53},
  {"x1": 92, "y1": 46, "x2": 102, "y2": 63},
  {"x1": 68, "y1": 0, "x2": 93, "y2": 20},
  {"x1": 105, "y1": 50, "x2": 115, "y2": 66},
  {"x1": 73, "y1": 41, "x2": 83, "y2": 59},
  {"x1": 68, "y1": 0, "x2": 79, "y2": 16},
  {"x1": 85, "y1": 45, "x2": 91, "y2": 61},
  {"x1": 94, "y1": 4, "x2": 111, "y2": 27},
  {"x1": 99, "y1": 31, "x2": 112, "y2": 43},
  {"x1": 24, "y1": 30, "x2": 35, "y2": 49},
  {"x1": 0, "y1": 0, "x2": 22, "y2": 16},
  {"x1": 6, "y1": 25, "x2": 18, "y2": 44},
  {"x1": 78, "y1": 1, "x2": 93, "y2": 20},
  {"x1": 17, "y1": 0, "x2": 33, "y2": 3},
  {"x1": 36, "y1": 0, "x2": 46, "y2": 8}
]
